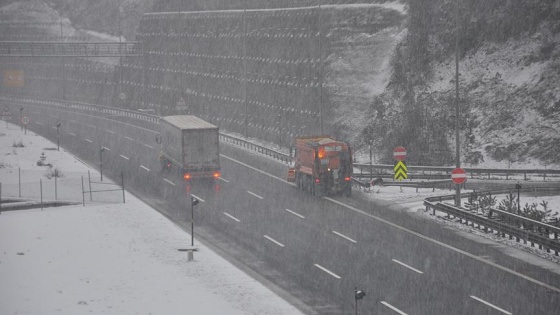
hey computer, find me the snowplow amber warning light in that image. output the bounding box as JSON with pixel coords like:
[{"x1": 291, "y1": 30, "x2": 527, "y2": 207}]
[
  {"x1": 183, "y1": 173, "x2": 192, "y2": 180},
  {"x1": 213, "y1": 172, "x2": 221, "y2": 178}
]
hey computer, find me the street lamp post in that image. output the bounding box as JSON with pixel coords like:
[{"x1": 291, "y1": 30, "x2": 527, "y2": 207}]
[
  {"x1": 516, "y1": 183, "x2": 522, "y2": 213},
  {"x1": 354, "y1": 287, "x2": 366, "y2": 315},
  {"x1": 56, "y1": 123, "x2": 61, "y2": 151},
  {"x1": 19, "y1": 107, "x2": 23, "y2": 131},
  {"x1": 100, "y1": 146, "x2": 105, "y2": 181},
  {"x1": 190, "y1": 196, "x2": 199, "y2": 246}
]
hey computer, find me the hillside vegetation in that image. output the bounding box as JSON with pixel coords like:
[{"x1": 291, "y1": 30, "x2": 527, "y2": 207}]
[{"x1": 359, "y1": 0, "x2": 560, "y2": 166}]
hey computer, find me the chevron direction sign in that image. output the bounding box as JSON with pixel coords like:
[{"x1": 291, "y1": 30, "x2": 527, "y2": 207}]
[{"x1": 394, "y1": 161, "x2": 408, "y2": 180}]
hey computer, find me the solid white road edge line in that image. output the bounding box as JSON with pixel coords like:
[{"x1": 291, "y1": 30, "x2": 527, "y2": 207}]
[
  {"x1": 224, "y1": 212, "x2": 240, "y2": 222},
  {"x1": 392, "y1": 259, "x2": 424, "y2": 274},
  {"x1": 470, "y1": 296, "x2": 512, "y2": 315},
  {"x1": 332, "y1": 230, "x2": 357, "y2": 243},
  {"x1": 285, "y1": 208, "x2": 305, "y2": 219},
  {"x1": 264, "y1": 235, "x2": 285, "y2": 247},
  {"x1": 380, "y1": 301, "x2": 408, "y2": 315},
  {"x1": 314, "y1": 264, "x2": 341, "y2": 279}
]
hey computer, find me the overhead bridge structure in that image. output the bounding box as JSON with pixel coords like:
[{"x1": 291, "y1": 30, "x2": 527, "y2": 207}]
[{"x1": 0, "y1": 41, "x2": 143, "y2": 57}]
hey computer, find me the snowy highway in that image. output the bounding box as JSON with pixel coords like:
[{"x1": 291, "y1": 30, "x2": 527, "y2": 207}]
[{"x1": 4, "y1": 99, "x2": 560, "y2": 314}]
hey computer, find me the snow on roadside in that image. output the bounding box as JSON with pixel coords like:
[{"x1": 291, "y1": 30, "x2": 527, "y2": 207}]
[{"x1": 0, "y1": 122, "x2": 304, "y2": 315}]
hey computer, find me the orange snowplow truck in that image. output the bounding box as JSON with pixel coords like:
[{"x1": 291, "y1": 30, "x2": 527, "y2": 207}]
[{"x1": 287, "y1": 136, "x2": 353, "y2": 197}]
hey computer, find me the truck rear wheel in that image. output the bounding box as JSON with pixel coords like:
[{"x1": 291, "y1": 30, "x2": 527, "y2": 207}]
[{"x1": 344, "y1": 184, "x2": 352, "y2": 197}]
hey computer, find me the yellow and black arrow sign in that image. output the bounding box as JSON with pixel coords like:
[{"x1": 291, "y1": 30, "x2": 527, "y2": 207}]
[{"x1": 394, "y1": 161, "x2": 408, "y2": 180}]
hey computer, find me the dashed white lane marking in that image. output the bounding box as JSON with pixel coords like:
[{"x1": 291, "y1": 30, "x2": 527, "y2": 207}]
[
  {"x1": 224, "y1": 212, "x2": 240, "y2": 222},
  {"x1": 332, "y1": 230, "x2": 357, "y2": 244},
  {"x1": 380, "y1": 301, "x2": 408, "y2": 315},
  {"x1": 285, "y1": 208, "x2": 305, "y2": 219},
  {"x1": 120, "y1": 155, "x2": 129, "y2": 160},
  {"x1": 124, "y1": 136, "x2": 134, "y2": 142},
  {"x1": 190, "y1": 194, "x2": 205, "y2": 203},
  {"x1": 219, "y1": 177, "x2": 229, "y2": 183},
  {"x1": 470, "y1": 296, "x2": 512, "y2": 315},
  {"x1": 314, "y1": 264, "x2": 341, "y2": 279},
  {"x1": 68, "y1": 132, "x2": 76, "y2": 136},
  {"x1": 392, "y1": 259, "x2": 424, "y2": 274},
  {"x1": 247, "y1": 191, "x2": 263, "y2": 199},
  {"x1": 140, "y1": 165, "x2": 150, "y2": 172},
  {"x1": 163, "y1": 179, "x2": 175, "y2": 186},
  {"x1": 143, "y1": 144, "x2": 154, "y2": 149},
  {"x1": 106, "y1": 130, "x2": 115, "y2": 134},
  {"x1": 264, "y1": 235, "x2": 285, "y2": 247},
  {"x1": 101, "y1": 146, "x2": 110, "y2": 151},
  {"x1": 84, "y1": 139, "x2": 93, "y2": 143}
]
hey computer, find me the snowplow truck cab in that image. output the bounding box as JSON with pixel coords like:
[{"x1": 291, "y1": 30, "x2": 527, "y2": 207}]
[{"x1": 288, "y1": 136, "x2": 352, "y2": 197}]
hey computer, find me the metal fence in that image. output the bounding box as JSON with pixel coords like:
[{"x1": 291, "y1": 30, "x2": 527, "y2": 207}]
[{"x1": 0, "y1": 168, "x2": 124, "y2": 211}]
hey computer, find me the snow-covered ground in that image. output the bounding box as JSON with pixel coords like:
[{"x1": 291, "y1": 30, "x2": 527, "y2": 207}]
[{"x1": 0, "y1": 122, "x2": 305, "y2": 315}]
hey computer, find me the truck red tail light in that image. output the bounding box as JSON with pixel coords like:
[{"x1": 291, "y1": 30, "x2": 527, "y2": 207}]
[
  {"x1": 183, "y1": 173, "x2": 192, "y2": 180},
  {"x1": 315, "y1": 178, "x2": 320, "y2": 183},
  {"x1": 213, "y1": 172, "x2": 221, "y2": 179},
  {"x1": 344, "y1": 177, "x2": 351, "y2": 181}
]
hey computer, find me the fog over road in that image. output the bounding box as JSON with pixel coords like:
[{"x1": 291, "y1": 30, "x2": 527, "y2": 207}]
[{"x1": 3, "y1": 98, "x2": 560, "y2": 314}]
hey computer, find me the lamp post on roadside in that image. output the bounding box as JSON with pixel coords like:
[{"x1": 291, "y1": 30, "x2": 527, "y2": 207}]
[
  {"x1": 516, "y1": 183, "x2": 522, "y2": 213},
  {"x1": 100, "y1": 146, "x2": 106, "y2": 181},
  {"x1": 190, "y1": 196, "x2": 199, "y2": 246},
  {"x1": 19, "y1": 107, "x2": 23, "y2": 131},
  {"x1": 354, "y1": 287, "x2": 366, "y2": 315},
  {"x1": 56, "y1": 123, "x2": 61, "y2": 151}
]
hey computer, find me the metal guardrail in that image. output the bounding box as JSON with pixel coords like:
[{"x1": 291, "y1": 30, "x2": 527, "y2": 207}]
[
  {"x1": 0, "y1": 41, "x2": 143, "y2": 57},
  {"x1": 424, "y1": 198, "x2": 560, "y2": 256},
  {"x1": 3, "y1": 95, "x2": 560, "y2": 183},
  {"x1": 354, "y1": 163, "x2": 560, "y2": 181},
  {"x1": 219, "y1": 133, "x2": 293, "y2": 164},
  {"x1": 1, "y1": 95, "x2": 159, "y2": 125}
]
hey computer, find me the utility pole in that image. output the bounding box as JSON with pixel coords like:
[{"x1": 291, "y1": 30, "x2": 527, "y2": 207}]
[
  {"x1": 190, "y1": 196, "x2": 199, "y2": 246},
  {"x1": 318, "y1": 4, "x2": 323, "y2": 135},
  {"x1": 454, "y1": 0, "x2": 461, "y2": 207},
  {"x1": 243, "y1": 1, "x2": 248, "y2": 138}
]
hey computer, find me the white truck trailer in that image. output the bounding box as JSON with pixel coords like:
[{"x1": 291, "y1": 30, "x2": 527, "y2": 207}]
[{"x1": 159, "y1": 115, "x2": 220, "y2": 180}]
